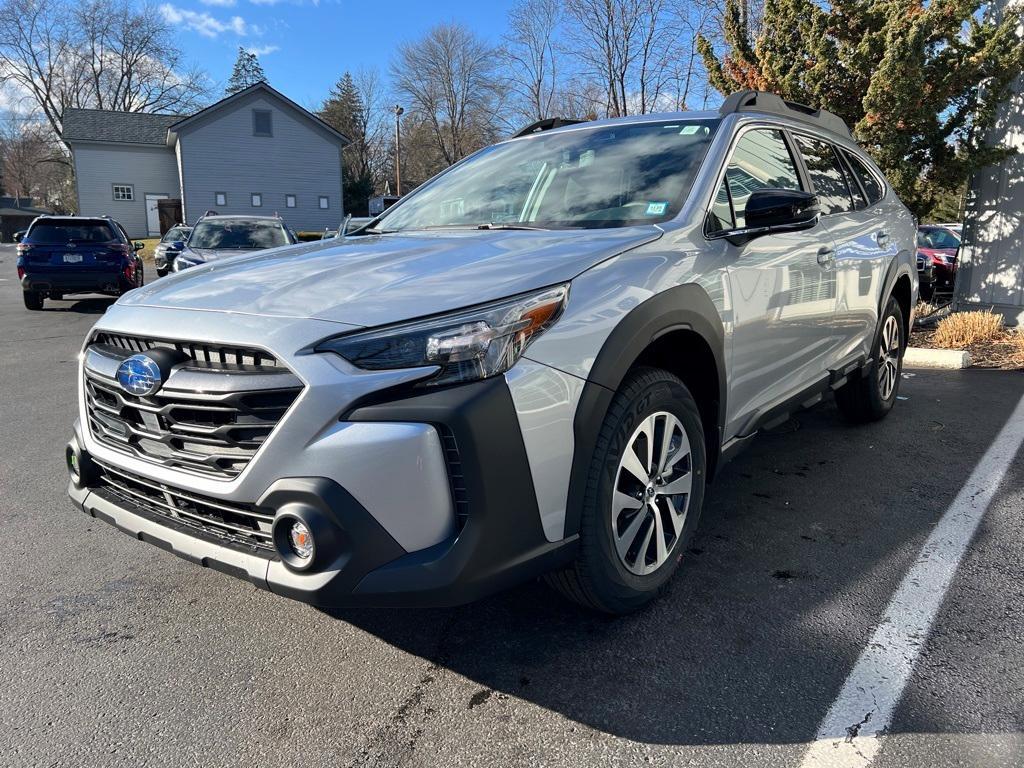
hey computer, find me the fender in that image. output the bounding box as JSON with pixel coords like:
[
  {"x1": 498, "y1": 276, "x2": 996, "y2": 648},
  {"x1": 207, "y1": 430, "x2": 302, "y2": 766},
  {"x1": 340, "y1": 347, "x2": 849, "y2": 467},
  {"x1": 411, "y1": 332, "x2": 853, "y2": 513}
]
[
  {"x1": 563, "y1": 283, "x2": 727, "y2": 538},
  {"x1": 879, "y1": 250, "x2": 914, "y2": 315}
]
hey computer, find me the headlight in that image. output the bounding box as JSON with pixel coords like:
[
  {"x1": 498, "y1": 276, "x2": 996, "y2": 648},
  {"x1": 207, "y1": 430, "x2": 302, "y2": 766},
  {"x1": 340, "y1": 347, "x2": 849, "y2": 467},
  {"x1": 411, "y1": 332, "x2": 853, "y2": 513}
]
[
  {"x1": 317, "y1": 284, "x2": 569, "y2": 387},
  {"x1": 173, "y1": 253, "x2": 202, "y2": 271}
]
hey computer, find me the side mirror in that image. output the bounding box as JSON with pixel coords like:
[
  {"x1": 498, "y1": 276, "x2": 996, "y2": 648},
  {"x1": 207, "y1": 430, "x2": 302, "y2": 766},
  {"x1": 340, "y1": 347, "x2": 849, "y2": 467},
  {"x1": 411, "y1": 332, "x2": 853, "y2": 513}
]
[
  {"x1": 744, "y1": 189, "x2": 820, "y2": 232},
  {"x1": 133, "y1": 241, "x2": 145, "y2": 251},
  {"x1": 170, "y1": 240, "x2": 186, "y2": 250},
  {"x1": 13, "y1": 231, "x2": 23, "y2": 243}
]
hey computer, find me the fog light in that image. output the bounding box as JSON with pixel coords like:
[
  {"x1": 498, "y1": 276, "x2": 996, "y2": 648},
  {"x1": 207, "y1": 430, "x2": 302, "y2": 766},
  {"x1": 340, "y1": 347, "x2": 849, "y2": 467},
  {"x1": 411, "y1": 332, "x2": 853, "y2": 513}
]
[
  {"x1": 288, "y1": 520, "x2": 314, "y2": 559},
  {"x1": 66, "y1": 445, "x2": 80, "y2": 482}
]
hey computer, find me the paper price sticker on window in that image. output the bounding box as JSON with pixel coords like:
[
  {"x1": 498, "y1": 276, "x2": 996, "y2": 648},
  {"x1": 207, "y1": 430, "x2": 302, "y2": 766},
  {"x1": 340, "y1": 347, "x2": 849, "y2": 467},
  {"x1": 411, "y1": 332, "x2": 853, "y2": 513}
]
[{"x1": 645, "y1": 202, "x2": 669, "y2": 216}]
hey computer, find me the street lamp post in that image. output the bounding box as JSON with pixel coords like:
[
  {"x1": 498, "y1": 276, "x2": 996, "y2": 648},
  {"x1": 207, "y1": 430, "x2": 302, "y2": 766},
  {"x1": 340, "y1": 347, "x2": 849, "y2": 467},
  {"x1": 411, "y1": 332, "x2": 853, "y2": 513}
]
[{"x1": 394, "y1": 105, "x2": 404, "y2": 197}]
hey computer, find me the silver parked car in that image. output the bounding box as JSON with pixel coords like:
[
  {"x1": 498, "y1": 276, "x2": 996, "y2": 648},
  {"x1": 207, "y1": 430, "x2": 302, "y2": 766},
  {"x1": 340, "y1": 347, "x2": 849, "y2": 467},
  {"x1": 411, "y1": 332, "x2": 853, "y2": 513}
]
[
  {"x1": 153, "y1": 225, "x2": 192, "y2": 277},
  {"x1": 67, "y1": 91, "x2": 916, "y2": 613},
  {"x1": 171, "y1": 214, "x2": 295, "y2": 271}
]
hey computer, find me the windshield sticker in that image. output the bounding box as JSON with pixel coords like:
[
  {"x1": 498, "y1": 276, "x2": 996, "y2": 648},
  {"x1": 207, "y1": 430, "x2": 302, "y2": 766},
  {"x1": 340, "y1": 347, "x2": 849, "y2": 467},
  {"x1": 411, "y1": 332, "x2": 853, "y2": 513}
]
[
  {"x1": 680, "y1": 125, "x2": 702, "y2": 135},
  {"x1": 645, "y1": 202, "x2": 669, "y2": 216}
]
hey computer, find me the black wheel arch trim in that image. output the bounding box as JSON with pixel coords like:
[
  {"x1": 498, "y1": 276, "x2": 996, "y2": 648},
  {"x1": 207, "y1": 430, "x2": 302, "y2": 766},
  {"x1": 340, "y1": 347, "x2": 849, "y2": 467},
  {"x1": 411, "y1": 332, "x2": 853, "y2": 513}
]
[{"x1": 563, "y1": 283, "x2": 727, "y2": 539}]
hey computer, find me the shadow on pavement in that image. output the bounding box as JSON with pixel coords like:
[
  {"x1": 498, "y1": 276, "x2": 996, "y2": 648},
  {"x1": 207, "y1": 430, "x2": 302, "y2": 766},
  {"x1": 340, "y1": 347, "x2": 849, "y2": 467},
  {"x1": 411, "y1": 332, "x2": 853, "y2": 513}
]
[
  {"x1": 323, "y1": 371, "x2": 1024, "y2": 746},
  {"x1": 43, "y1": 297, "x2": 117, "y2": 314}
]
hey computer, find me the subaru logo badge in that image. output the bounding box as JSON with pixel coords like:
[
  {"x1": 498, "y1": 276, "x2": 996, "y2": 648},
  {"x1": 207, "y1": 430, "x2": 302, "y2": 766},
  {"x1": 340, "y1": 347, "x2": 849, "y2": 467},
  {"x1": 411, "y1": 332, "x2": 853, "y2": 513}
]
[{"x1": 116, "y1": 354, "x2": 163, "y2": 396}]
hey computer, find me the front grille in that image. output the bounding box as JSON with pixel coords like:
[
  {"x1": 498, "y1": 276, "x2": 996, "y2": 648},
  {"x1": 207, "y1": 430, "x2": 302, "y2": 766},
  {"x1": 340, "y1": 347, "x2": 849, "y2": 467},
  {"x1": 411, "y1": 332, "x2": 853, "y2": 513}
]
[
  {"x1": 94, "y1": 332, "x2": 283, "y2": 369},
  {"x1": 84, "y1": 334, "x2": 302, "y2": 478},
  {"x1": 94, "y1": 461, "x2": 274, "y2": 554}
]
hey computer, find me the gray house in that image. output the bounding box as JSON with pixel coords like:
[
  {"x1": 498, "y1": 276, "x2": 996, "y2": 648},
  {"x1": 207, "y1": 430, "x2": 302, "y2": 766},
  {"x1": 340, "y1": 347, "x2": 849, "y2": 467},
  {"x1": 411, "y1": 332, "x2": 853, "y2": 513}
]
[{"x1": 63, "y1": 82, "x2": 350, "y2": 237}]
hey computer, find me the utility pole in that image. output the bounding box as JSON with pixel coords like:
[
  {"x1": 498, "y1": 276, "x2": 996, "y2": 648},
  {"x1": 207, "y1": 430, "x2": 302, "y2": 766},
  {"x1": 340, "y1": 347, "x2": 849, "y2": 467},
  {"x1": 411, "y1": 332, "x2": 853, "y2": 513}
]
[{"x1": 393, "y1": 105, "x2": 404, "y2": 197}]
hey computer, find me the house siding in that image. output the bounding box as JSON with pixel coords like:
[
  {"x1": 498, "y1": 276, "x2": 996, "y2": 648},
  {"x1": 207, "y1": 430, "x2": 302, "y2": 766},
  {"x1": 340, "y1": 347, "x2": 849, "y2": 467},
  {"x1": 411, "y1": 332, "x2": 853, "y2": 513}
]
[
  {"x1": 71, "y1": 143, "x2": 179, "y2": 238},
  {"x1": 176, "y1": 92, "x2": 345, "y2": 232}
]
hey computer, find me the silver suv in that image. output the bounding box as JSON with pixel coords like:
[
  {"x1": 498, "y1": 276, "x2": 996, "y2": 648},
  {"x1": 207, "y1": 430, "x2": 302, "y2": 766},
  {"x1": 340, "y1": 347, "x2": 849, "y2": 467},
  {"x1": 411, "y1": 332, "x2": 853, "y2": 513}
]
[{"x1": 67, "y1": 91, "x2": 916, "y2": 613}]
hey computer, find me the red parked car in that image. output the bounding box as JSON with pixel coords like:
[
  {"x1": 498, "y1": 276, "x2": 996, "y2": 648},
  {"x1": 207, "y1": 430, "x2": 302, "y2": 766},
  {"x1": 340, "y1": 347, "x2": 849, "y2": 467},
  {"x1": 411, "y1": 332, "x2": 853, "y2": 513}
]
[{"x1": 917, "y1": 224, "x2": 960, "y2": 296}]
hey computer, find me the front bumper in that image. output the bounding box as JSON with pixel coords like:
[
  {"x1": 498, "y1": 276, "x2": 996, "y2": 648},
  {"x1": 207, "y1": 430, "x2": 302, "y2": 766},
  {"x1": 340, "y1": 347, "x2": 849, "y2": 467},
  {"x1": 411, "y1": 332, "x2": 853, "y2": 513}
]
[{"x1": 68, "y1": 376, "x2": 577, "y2": 607}]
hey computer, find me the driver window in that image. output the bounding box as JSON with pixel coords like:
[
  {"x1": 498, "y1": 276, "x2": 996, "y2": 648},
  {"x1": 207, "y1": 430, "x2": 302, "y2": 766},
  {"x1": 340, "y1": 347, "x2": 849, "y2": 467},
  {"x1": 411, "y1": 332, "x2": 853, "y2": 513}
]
[{"x1": 725, "y1": 129, "x2": 802, "y2": 229}]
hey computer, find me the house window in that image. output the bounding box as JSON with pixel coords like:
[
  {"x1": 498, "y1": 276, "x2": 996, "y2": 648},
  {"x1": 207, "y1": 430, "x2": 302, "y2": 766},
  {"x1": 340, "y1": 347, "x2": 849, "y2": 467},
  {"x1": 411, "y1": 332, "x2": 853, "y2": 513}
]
[
  {"x1": 215, "y1": 192, "x2": 227, "y2": 207},
  {"x1": 318, "y1": 196, "x2": 329, "y2": 210},
  {"x1": 253, "y1": 109, "x2": 272, "y2": 137},
  {"x1": 251, "y1": 193, "x2": 262, "y2": 207},
  {"x1": 285, "y1": 194, "x2": 296, "y2": 208},
  {"x1": 113, "y1": 184, "x2": 134, "y2": 201}
]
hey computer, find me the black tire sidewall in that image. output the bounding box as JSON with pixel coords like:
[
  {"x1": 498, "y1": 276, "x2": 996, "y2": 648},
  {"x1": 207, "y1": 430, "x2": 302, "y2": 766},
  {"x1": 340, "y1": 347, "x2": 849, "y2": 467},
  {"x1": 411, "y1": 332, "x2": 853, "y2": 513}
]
[
  {"x1": 583, "y1": 371, "x2": 706, "y2": 610},
  {"x1": 865, "y1": 297, "x2": 904, "y2": 413}
]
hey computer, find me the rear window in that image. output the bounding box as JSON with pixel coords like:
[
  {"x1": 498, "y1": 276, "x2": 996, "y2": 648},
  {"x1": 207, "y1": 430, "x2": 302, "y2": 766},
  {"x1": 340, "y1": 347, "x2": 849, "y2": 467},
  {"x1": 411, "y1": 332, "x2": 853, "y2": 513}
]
[{"x1": 28, "y1": 220, "x2": 117, "y2": 244}]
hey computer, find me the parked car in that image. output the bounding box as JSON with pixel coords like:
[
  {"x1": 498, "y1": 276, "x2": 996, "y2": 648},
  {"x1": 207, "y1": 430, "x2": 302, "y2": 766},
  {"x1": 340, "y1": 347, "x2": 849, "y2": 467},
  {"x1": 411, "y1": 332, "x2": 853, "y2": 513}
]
[
  {"x1": 916, "y1": 251, "x2": 937, "y2": 300},
  {"x1": 153, "y1": 225, "x2": 192, "y2": 277},
  {"x1": 172, "y1": 214, "x2": 296, "y2": 271},
  {"x1": 917, "y1": 224, "x2": 960, "y2": 294},
  {"x1": 67, "y1": 91, "x2": 917, "y2": 614},
  {"x1": 17, "y1": 215, "x2": 144, "y2": 311}
]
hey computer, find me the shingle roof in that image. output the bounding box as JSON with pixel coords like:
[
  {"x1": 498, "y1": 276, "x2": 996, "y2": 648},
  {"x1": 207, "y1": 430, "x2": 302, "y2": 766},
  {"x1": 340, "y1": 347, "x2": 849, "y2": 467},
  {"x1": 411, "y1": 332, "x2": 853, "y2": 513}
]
[{"x1": 62, "y1": 109, "x2": 183, "y2": 146}]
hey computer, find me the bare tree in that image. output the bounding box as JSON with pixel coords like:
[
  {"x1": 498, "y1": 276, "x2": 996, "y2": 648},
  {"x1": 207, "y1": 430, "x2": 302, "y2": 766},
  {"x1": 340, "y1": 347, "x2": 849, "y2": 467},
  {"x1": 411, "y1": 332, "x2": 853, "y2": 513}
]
[
  {"x1": 502, "y1": 0, "x2": 564, "y2": 124},
  {"x1": 0, "y1": 0, "x2": 209, "y2": 144},
  {"x1": 0, "y1": 113, "x2": 73, "y2": 209},
  {"x1": 562, "y1": 0, "x2": 684, "y2": 116},
  {"x1": 391, "y1": 23, "x2": 500, "y2": 166}
]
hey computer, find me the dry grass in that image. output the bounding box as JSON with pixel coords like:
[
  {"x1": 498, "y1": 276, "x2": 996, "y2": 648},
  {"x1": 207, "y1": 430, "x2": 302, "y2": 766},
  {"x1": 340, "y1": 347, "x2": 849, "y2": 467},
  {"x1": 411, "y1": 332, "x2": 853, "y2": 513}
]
[
  {"x1": 932, "y1": 310, "x2": 1005, "y2": 348},
  {"x1": 1011, "y1": 328, "x2": 1024, "y2": 367}
]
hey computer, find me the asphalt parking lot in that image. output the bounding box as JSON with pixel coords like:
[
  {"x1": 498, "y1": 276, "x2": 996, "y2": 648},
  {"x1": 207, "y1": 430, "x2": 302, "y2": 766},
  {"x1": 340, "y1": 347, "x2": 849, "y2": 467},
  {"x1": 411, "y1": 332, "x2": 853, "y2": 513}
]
[{"x1": 1, "y1": 245, "x2": 1022, "y2": 767}]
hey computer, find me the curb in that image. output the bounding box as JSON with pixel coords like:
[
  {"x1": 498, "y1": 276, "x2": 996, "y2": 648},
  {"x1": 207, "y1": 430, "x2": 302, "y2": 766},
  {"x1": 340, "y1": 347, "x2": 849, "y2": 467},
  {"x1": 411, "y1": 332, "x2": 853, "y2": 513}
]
[{"x1": 904, "y1": 347, "x2": 972, "y2": 369}]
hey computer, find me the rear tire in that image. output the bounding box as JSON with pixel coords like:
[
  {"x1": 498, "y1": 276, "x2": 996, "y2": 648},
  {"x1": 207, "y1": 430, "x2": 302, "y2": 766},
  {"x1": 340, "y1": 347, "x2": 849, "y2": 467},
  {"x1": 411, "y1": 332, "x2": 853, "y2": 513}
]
[
  {"x1": 545, "y1": 367, "x2": 706, "y2": 614},
  {"x1": 835, "y1": 296, "x2": 904, "y2": 423},
  {"x1": 22, "y1": 291, "x2": 43, "y2": 311}
]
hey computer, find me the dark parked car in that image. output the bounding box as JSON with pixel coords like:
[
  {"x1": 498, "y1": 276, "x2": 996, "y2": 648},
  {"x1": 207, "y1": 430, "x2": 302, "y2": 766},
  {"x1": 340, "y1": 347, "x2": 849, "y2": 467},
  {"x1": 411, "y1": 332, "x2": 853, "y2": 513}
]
[
  {"x1": 172, "y1": 214, "x2": 296, "y2": 271},
  {"x1": 16, "y1": 216, "x2": 144, "y2": 310},
  {"x1": 153, "y1": 225, "x2": 192, "y2": 277},
  {"x1": 917, "y1": 224, "x2": 960, "y2": 295}
]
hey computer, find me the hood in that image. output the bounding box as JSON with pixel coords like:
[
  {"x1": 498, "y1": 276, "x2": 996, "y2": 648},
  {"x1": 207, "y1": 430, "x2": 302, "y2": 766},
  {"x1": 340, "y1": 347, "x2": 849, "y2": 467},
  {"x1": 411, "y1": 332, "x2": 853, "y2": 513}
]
[
  {"x1": 122, "y1": 227, "x2": 662, "y2": 327},
  {"x1": 181, "y1": 246, "x2": 261, "y2": 262}
]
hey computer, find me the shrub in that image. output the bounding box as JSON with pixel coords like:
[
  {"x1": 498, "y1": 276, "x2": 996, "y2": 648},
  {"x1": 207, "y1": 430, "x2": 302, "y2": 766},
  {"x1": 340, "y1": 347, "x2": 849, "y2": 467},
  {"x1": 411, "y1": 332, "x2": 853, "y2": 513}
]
[{"x1": 932, "y1": 310, "x2": 1004, "y2": 348}]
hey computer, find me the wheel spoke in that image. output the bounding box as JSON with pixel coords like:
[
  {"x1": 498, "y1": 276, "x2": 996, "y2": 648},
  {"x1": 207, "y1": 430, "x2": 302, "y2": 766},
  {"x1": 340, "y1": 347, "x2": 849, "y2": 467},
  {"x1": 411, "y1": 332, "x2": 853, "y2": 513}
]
[
  {"x1": 620, "y1": 446, "x2": 650, "y2": 485},
  {"x1": 638, "y1": 415, "x2": 656, "y2": 474},
  {"x1": 660, "y1": 468, "x2": 692, "y2": 496},
  {"x1": 652, "y1": 503, "x2": 667, "y2": 565},
  {"x1": 656, "y1": 415, "x2": 676, "y2": 475},
  {"x1": 615, "y1": 508, "x2": 647, "y2": 560},
  {"x1": 668, "y1": 499, "x2": 686, "y2": 537},
  {"x1": 613, "y1": 490, "x2": 643, "y2": 518},
  {"x1": 635, "y1": 517, "x2": 655, "y2": 571}
]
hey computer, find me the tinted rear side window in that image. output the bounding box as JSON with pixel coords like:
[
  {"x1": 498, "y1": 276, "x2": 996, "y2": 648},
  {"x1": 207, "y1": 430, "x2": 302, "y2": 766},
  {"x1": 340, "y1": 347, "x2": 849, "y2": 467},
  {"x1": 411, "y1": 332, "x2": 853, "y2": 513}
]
[
  {"x1": 28, "y1": 220, "x2": 117, "y2": 244},
  {"x1": 844, "y1": 151, "x2": 884, "y2": 204},
  {"x1": 795, "y1": 136, "x2": 853, "y2": 214}
]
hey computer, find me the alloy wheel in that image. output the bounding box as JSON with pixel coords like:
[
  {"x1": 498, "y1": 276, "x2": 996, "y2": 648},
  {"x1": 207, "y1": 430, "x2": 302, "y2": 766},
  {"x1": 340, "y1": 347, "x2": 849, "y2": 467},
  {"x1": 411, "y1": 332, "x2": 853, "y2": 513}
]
[
  {"x1": 611, "y1": 411, "x2": 693, "y2": 576},
  {"x1": 877, "y1": 314, "x2": 901, "y2": 400}
]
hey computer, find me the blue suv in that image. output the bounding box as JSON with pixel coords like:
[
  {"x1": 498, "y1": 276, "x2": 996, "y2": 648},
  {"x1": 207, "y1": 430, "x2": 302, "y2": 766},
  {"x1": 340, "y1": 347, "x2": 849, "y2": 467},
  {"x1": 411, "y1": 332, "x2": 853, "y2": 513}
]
[{"x1": 16, "y1": 216, "x2": 145, "y2": 310}]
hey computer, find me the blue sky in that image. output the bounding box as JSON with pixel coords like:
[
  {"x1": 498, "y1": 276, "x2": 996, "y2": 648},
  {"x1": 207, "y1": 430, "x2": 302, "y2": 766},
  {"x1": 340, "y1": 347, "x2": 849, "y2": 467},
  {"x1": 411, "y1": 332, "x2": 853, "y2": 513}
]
[{"x1": 158, "y1": 0, "x2": 520, "y2": 110}]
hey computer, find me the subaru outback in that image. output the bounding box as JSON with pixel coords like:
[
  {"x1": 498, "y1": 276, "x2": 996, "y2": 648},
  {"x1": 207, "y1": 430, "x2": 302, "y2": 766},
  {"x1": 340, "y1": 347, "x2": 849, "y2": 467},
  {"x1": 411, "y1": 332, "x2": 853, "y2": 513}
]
[{"x1": 67, "y1": 91, "x2": 916, "y2": 613}]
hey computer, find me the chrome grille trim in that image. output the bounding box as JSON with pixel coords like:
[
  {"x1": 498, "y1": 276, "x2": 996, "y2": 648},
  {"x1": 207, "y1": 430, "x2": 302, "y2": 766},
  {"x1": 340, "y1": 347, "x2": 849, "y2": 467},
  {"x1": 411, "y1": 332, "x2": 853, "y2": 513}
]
[
  {"x1": 83, "y1": 334, "x2": 303, "y2": 479},
  {"x1": 94, "y1": 461, "x2": 275, "y2": 553}
]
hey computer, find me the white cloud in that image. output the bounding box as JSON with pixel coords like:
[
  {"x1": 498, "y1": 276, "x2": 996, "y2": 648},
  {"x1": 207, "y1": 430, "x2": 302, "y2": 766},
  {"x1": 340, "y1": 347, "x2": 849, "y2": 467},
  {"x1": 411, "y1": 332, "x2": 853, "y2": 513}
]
[
  {"x1": 158, "y1": 4, "x2": 249, "y2": 37},
  {"x1": 199, "y1": 0, "x2": 236, "y2": 6},
  {"x1": 245, "y1": 44, "x2": 279, "y2": 55}
]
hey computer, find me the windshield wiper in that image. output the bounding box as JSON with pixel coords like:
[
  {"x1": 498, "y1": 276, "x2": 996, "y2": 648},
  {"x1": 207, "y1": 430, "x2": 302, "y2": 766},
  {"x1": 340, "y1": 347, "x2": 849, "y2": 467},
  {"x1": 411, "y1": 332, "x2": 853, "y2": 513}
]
[{"x1": 476, "y1": 223, "x2": 548, "y2": 231}]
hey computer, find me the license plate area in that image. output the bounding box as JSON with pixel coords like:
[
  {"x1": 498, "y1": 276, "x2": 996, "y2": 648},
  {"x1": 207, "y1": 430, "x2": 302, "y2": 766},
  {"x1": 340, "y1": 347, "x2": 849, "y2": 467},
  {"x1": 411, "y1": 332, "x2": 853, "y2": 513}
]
[{"x1": 63, "y1": 253, "x2": 83, "y2": 264}]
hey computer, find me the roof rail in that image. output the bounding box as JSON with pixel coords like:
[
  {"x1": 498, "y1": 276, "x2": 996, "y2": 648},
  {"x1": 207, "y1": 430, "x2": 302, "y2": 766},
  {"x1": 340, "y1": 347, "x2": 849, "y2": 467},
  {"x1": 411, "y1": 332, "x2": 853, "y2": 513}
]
[
  {"x1": 719, "y1": 90, "x2": 851, "y2": 138},
  {"x1": 513, "y1": 117, "x2": 586, "y2": 138}
]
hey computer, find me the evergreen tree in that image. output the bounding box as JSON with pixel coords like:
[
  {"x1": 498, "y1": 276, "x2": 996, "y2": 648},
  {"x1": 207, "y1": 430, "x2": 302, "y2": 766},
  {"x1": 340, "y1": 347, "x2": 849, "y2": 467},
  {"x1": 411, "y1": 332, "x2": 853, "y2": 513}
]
[
  {"x1": 699, "y1": 0, "x2": 1024, "y2": 217},
  {"x1": 320, "y1": 72, "x2": 374, "y2": 215},
  {"x1": 226, "y1": 47, "x2": 267, "y2": 95}
]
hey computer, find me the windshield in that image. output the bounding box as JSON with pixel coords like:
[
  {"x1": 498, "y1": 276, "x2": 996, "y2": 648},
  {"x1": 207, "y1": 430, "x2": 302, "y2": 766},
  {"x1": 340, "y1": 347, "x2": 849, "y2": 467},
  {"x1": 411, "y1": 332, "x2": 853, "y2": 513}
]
[
  {"x1": 28, "y1": 220, "x2": 116, "y2": 244},
  {"x1": 189, "y1": 220, "x2": 289, "y2": 250},
  {"x1": 162, "y1": 227, "x2": 190, "y2": 243},
  {"x1": 918, "y1": 228, "x2": 960, "y2": 249},
  {"x1": 374, "y1": 119, "x2": 719, "y2": 232}
]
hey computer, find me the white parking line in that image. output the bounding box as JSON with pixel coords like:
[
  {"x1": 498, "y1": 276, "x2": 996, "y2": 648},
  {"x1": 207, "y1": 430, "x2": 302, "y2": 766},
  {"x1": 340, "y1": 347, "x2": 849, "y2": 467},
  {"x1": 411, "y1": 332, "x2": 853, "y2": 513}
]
[{"x1": 799, "y1": 393, "x2": 1024, "y2": 767}]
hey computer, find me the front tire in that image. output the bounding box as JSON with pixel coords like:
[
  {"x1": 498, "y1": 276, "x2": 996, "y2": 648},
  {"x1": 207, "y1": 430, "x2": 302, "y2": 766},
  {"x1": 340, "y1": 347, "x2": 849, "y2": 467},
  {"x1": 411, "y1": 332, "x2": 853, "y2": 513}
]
[
  {"x1": 835, "y1": 296, "x2": 905, "y2": 423},
  {"x1": 23, "y1": 291, "x2": 43, "y2": 310},
  {"x1": 546, "y1": 367, "x2": 706, "y2": 614}
]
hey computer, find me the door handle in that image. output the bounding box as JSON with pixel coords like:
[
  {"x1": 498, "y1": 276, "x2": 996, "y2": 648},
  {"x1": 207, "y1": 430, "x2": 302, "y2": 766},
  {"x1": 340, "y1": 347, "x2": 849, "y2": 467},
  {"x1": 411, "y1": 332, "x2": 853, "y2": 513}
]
[{"x1": 817, "y1": 246, "x2": 835, "y2": 267}]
